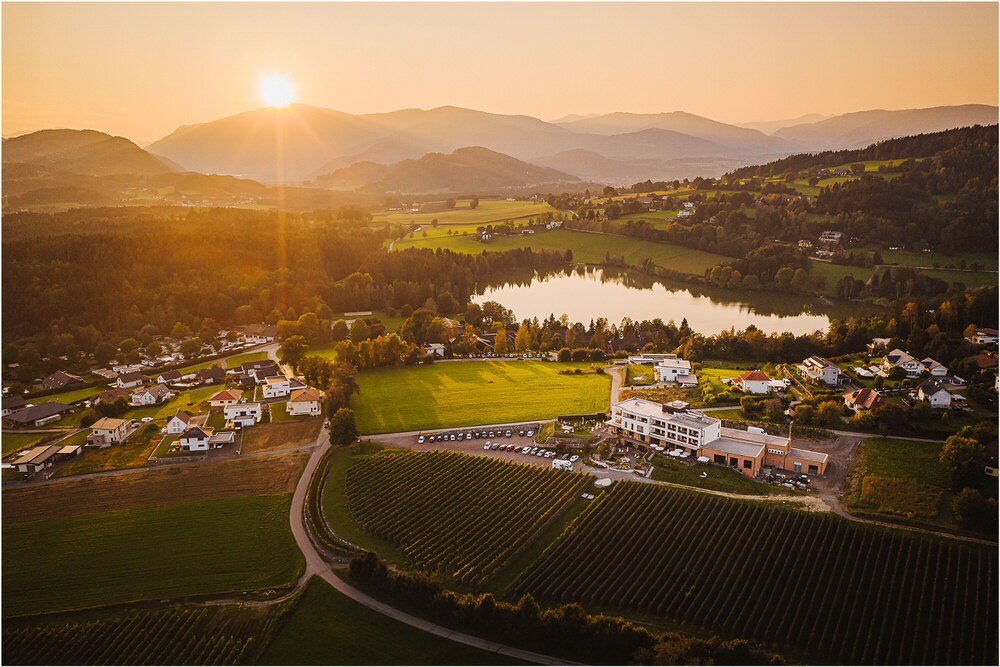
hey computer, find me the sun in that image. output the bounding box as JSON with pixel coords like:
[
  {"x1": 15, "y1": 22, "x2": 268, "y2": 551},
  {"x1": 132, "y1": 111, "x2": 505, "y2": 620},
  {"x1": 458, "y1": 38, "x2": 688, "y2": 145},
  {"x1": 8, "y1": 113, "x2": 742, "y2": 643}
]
[{"x1": 258, "y1": 74, "x2": 296, "y2": 108}]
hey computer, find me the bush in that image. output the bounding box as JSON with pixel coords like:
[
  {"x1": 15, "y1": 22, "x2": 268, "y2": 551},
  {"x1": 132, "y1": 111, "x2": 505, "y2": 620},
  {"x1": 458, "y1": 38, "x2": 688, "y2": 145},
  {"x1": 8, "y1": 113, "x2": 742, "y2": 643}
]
[
  {"x1": 951, "y1": 488, "x2": 997, "y2": 530},
  {"x1": 557, "y1": 347, "x2": 572, "y2": 362}
]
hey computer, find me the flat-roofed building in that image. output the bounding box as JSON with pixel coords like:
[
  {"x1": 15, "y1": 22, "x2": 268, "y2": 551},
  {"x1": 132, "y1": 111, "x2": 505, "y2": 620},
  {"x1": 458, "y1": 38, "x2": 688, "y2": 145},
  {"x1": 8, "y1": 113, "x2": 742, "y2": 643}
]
[{"x1": 609, "y1": 398, "x2": 828, "y2": 478}]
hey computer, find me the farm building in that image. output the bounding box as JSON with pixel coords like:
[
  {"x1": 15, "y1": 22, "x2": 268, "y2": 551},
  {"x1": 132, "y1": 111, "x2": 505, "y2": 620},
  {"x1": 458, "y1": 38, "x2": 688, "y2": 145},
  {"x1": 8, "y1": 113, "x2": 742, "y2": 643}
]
[
  {"x1": 2, "y1": 395, "x2": 26, "y2": 416},
  {"x1": 4, "y1": 402, "x2": 72, "y2": 427},
  {"x1": 10, "y1": 445, "x2": 63, "y2": 474},
  {"x1": 608, "y1": 398, "x2": 828, "y2": 477}
]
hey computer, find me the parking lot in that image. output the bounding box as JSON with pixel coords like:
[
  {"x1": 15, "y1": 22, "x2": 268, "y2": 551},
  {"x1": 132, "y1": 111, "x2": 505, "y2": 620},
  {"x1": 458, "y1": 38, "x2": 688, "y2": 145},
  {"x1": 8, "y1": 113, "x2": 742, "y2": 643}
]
[{"x1": 368, "y1": 423, "x2": 583, "y2": 471}]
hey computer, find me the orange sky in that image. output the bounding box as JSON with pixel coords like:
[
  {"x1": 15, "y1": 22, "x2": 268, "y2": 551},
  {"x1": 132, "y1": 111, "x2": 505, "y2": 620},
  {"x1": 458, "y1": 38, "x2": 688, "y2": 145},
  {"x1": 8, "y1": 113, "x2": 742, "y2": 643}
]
[{"x1": 3, "y1": 2, "x2": 997, "y2": 143}]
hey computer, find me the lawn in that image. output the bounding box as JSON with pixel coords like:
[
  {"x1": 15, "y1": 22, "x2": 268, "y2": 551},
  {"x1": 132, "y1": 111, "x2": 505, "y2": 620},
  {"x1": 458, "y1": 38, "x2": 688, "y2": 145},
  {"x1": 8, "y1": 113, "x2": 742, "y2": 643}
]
[
  {"x1": 52, "y1": 423, "x2": 161, "y2": 477},
  {"x1": 879, "y1": 248, "x2": 998, "y2": 270},
  {"x1": 221, "y1": 351, "x2": 269, "y2": 369},
  {"x1": 625, "y1": 363, "x2": 655, "y2": 386},
  {"x1": 259, "y1": 578, "x2": 514, "y2": 665},
  {"x1": 917, "y1": 268, "x2": 997, "y2": 290},
  {"x1": 393, "y1": 229, "x2": 732, "y2": 276},
  {"x1": 3, "y1": 493, "x2": 303, "y2": 617},
  {"x1": 351, "y1": 361, "x2": 610, "y2": 434},
  {"x1": 122, "y1": 385, "x2": 219, "y2": 420},
  {"x1": 373, "y1": 199, "x2": 557, "y2": 227},
  {"x1": 808, "y1": 259, "x2": 874, "y2": 296},
  {"x1": 651, "y1": 456, "x2": 791, "y2": 496},
  {"x1": 2, "y1": 432, "x2": 50, "y2": 456},
  {"x1": 28, "y1": 385, "x2": 102, "y2": 405},
  {"x1": 241, "y1": 417, "x2": 323, "y2": 454}
]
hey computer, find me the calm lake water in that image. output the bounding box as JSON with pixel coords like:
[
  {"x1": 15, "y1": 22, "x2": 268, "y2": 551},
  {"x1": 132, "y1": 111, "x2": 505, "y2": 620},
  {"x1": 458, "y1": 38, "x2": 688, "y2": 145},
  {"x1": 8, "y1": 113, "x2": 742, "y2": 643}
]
[{"x1": 475, "y1": 268, "x2": 876, "y2": 336}]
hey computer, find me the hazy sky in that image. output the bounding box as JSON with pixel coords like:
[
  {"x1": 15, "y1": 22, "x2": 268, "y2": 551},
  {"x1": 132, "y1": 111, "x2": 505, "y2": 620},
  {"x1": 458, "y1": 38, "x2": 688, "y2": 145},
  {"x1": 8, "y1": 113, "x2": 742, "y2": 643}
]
[{"x1": 3, "y1": 2, "x2": 997, "y2": 143}]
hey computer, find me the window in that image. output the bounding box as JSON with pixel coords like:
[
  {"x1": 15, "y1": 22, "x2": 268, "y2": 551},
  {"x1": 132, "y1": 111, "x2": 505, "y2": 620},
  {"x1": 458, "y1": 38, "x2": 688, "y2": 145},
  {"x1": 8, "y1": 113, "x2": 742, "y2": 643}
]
[
  {"x1": 808, "y1": 465, "x2": 819, "y2": 475},
  {"x1": 713, "y1": 454, "x2": 726, "y2": 464},
  {"x1": 743, "y1": 460, "x2": 752, "y2": 469},
  {"x1": 729, "y1": 456, "x2": 738, "y2": 467}
]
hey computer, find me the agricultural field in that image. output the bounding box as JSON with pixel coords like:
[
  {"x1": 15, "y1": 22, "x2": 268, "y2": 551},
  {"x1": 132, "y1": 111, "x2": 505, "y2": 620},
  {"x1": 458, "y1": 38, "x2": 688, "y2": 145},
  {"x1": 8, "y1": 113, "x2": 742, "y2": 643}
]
[
  {"x1": 842, "y1": 437, "x2": 997, "y2": 529},
  {"x1": 374, "y1": 199, "x2": 558, "y2": 227},
  {"x1": 351, "y1": 361, "x2": 610, "y2": 434},
  {"x1": 260, "y1": 578, "x2": 512, "y2": 665},
  {"x1": 3, "y1": 602, "x2": 282, "y2": 665},
  {"x1": 391, "y1": 228, "x2": 732, "y2": 276},
  {"x1": 3, "y1": 451, "x2": 308, "y2": 523},
  {"x1": 241, "y1": 416, "x2": 323, "y2": 454},
  {"x1": 345, "y1": 450, "x2": 590, "y2": 586},
  {"x1": 3, "y1": 493, "x2": 303, "y2": 617},
  {"x1": 52, "y1": 422, "x2": 161, "y2": 478},
  {"x1": 512, "y1": 482, "x2": 997, "y2": 665},
  {"x1": 615, "y1": 210, "x2": 679, "y2": 229}
]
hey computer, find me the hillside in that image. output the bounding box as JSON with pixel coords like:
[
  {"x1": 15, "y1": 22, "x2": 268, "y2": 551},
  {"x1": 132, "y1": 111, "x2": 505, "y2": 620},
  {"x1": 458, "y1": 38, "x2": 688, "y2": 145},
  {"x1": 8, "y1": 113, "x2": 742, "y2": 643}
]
[
  {"x1": 773, "y1": 104, "x2": 998, "y2": 149},
  {"x1": 316, "y1": 146, "x2": 579, "y2": 193},
  {"x1": 2, "y1": 129, "x2": 177, "y2": 176}
]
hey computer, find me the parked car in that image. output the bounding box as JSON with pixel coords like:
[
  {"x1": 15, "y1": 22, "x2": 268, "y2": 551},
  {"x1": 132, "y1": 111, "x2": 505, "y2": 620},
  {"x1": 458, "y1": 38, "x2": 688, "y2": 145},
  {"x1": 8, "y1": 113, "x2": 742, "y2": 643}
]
[
  {"x1": 505, "y1": 430, "x2": 512, "y2": 437},
  {"x1": 522, "y1": 446, "x2": 532, "y2": 454},
  {"x1": 484, "y1": 442, "x2": 491, "y2": 450},
  {"x1": 140, "y1": 417, "x2": 153, "y2": 423},
  {"x1": 450, "y1": 434, "x2": 456, "y2": 441},
  {"x1": 570, "y1": 455, "x2": 579, "y2": 462},
  {"x1": 526, "y1": 430, "x2": 533, "y2": 437},
  {"x1": 518, "y1": 429, "x2": 525, "y2": 436},
  {"x1": 417, "y1": 435, "x2": 425, "y2": 444}
]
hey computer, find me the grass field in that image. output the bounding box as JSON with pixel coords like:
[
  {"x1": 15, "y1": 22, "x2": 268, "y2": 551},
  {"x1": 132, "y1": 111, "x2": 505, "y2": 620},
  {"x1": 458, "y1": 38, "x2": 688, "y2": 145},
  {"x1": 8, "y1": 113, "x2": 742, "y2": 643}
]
[
  {"x1": 807, "y1": 259, "x2": 874, "y2": 296},
  {"x1": 880, "y1": 249, "x2": 999, "y2": 270},
  {"x1": 3, "y1": 451, "x2": 307, "y2": 524},
  {"x1": 2, "y1": 432, "x2": 50, "y2": 456},
  {"x1": 260, "y1": 578, "x2": 513, "y2": 665},
  {"x1": 221, "y1": 351, "x2": 269, "y2": 369},
  {"x1": 242, "y1": 417, "x2": 323, "y2": 454},
  {"x1": 374, "y1": 200, "x2": 558, "y2": 227},
  {"x1": 122, "y1": 385, "x2": 219, "y2": 421},
  {"x1": 52, "y1": 423, "x2": 161, "y2": 478},
  {"x1": 651, "y1": 456, "x2": 790, "y2": 496},
  {"x1": 351, "y1": 361, "x2": 610, "y2": 434},
  {"x1": 393, "y1": 229, "x2": 731, "y2": 276},
  {"x1": 918, "y1": 268, "x2": 998, "y2": 290},
  {"x1": 625, "y1": 364, "x2": 656, "y2": 386},
  {"x1": 3, "y1": 493, "x2": 303, "y2": 617},
  {"x1": 28, "y1": 385, "x2": 102, "y2": 405}
]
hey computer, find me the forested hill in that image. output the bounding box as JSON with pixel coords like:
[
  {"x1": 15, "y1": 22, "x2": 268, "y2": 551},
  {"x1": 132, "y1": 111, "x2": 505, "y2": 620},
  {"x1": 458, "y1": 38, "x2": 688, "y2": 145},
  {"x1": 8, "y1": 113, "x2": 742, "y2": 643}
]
[{"x1": 726, "y1": 124, "x2": 997, "y2": 179}]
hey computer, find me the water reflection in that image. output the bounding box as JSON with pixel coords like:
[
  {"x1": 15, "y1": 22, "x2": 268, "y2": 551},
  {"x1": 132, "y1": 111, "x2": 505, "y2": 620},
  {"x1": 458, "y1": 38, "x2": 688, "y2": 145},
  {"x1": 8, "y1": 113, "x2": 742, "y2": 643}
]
[{"x1": 475, "y1": 267, "x2": 877, "y2": 336}]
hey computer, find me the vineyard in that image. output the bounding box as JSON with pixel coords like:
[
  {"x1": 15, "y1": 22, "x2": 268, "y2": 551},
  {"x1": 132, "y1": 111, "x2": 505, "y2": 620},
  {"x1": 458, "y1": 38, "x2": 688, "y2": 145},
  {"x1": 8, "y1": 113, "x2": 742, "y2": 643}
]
[
  {"x1": 345, "y1": 450, "x2": 590, "y2": 586},
  {"x1": 513, "y1": 482, "x2": 998, "y2": 665},
  {"x1": 3, "y1": 604, "x2": 282, "y2": 665}
]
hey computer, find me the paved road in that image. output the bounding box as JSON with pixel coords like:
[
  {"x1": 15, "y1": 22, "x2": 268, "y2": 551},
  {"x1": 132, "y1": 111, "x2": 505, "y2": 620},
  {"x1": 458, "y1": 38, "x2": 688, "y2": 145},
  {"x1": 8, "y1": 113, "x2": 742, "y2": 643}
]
[
  {"x1": 605, "y1": 365, "x2": 625, "y2": 404},
  {"x1": 289, "y1": 427, "x2": 576, "y2": 665}
]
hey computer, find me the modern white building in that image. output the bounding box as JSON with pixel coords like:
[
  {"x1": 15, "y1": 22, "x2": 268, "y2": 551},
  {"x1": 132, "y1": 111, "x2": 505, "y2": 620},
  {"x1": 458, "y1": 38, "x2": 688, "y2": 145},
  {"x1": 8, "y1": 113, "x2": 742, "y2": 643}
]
[
  {"x1": 654, "y1": 356, "x2": 698, "y2": 387},
  {"x1": 800, "y1": 357, "x2": 844, "y2": 386},
  {"x1": 224, "y1": 402, "x2": 262, "y2": 427},
  {"x1": 262, "y1": 376, "x2": 291, "y2": 399}
]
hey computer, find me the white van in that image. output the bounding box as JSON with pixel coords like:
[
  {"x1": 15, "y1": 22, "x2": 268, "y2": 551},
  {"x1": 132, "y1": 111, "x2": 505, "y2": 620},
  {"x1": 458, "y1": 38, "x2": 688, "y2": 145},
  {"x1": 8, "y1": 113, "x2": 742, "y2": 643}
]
[{"x1": 552, "y1": 459, "x2": 573, "y2": 471}]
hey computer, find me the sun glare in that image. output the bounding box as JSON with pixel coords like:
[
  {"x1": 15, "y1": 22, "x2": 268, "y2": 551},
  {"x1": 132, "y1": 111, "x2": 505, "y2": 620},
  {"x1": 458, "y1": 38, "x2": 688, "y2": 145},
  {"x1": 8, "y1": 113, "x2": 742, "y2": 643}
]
[{"x1": 258, "y1": 74, "x2": 296, "y2": 108}]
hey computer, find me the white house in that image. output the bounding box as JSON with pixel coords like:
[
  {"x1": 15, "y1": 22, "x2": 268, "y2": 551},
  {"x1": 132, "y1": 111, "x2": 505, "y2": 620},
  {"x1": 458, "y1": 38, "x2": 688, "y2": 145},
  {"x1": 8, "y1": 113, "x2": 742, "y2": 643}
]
[
  {"x1": 262, "y1": 376, "x2": 291, "y2": 399},
  {"x1": 238, "y1": 324, "x2": 277, "y2": 344},
  {"x1": 166, "y1": 410, "x2": 194, "y2": 435},
  {"x1": 157, "y1": 370, "x2": 182, "y2": 384},
  {"x1": 968, "y1": 328, "x2": 1000, "y2": 345},
  {"x1": 654, "y1": 356, "x2": 698, "y2": 387},
  {"x1": 423, "y1": 343, "x2": 446, "y2": 357},
  {"x1": 882, "y1": 349, "x2": 924, "y2": 378},
  {"x1": 224, "y1": 402, "x2": 262, "y2": 427},
  {"x1": 287, "y1": 388, "x2": 323, "y2": 416},
  {"x1": 87, "y1": 417, "x2": 134, "y2": 447},
  {"x1": 628, "y1": 353, "x2": 677, "y2": 365},
  {"x1": 116, "y1": 370, "x2": 146, "y2": 389},
  {"x1": 800, "y1": 356, "x2": 844, "y2": 386},
  {"x1": 916, "y1": 380, "x2": 953, "y2": 408},
  {"x1": 920, "y1": 358, "x2": 949, "y2": 377},
  {"x1": 733, "y1": 370, "x2": 772, "y2": 394},
  {"x1": 130, "y1": 384, "x2": 174, "y2": 406},
  {"x1": 179, "y1": 426, "x2": 213, "y2": 450}
]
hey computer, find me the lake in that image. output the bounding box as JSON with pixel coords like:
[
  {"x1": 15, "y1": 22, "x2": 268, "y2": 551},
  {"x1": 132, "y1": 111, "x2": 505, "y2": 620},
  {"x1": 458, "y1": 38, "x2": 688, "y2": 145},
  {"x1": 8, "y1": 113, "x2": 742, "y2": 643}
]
[{"x1": 474, "y1": 267, "x2": 877, "y2": 336}]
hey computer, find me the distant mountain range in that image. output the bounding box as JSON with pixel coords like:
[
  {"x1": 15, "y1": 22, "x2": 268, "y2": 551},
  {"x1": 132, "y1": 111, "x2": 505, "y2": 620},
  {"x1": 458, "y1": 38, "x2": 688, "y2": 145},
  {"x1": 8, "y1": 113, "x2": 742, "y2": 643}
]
[
  {"x1": 9, "y1": 103, "x2": 998, "y2": 194},
  {"x1": 316, "y1": 146, "x2": 579, "y2": 193}
]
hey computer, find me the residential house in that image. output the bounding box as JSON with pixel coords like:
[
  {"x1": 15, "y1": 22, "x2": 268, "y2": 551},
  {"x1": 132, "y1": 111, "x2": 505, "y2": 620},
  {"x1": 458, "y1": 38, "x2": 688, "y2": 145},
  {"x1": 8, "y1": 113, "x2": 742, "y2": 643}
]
[
  {"x1": 4, "y1": 402, "x2": 72, "y2": 427},
  {"x1": 197, "y1": 367, "x2": 226, "y2": 385},
  {"x1": 916, "y1": 380, "x2": 953, "y2": 408},
  {"x1": 116, "y1": 371, "x2": 147, "y2": 389},
  {"x1": 867, "y1": 337, "x2": 892, "y2": 354},
  {"x1": 262, "y1": 376, "x2": 291, "y2": 399},
  {"x1": 41, "y1": 371, "x2": 83, "y2": 391},
  {"x1": 608, "y1": 398, "x2": 828, "y2": 478},
  {"x1": 287, "y1": 388, "x2": 324, "y2": 416},
  {"x1": 819, "y1": 230, "x2": 843, "y2": 245},
  {"x1": 237, "y1": 324, "x2": 277, "y2": 344},
  {"x1": 967, "y1": 327, "x2": 1000, "y2": 345},
  {"x1": 92, "y1": 368, "x2": 119, "y2": 380},
  {"x1": 423, "y1": 343, "x2": 446, "y2": 357},
  {"x1": 653, "y1": 356, "x2": 698, "y2": 387},
  {"x1": 98, "y1": 387, "x2": 133, "y2": 406},
  {"x1": 733, "y1": 370, "x2": 772, "y2": 394},
  {"x1": 112, "y1": 364, "x2": 145, "y2": 375},
  {"x1": 239, "y1": 360, "x2": 281, "y2": 383},
  {"x1": 844, "y1": 387, "x2": 883, "y2": 412},
  {"x1": 11, "y1": 445, "x2": 62, "y2": 474},
  {"x1": 157, "y1": 370, "x2": 182, "y2": 384},
  {"x1": 130, "y1": 384, "x2": 174, "y2": 406},
  {"x1": 882, "y1": 349, "x2": 924, "y2": 378},
  {"x1": 224, "y1": 402, "x2": 262, "y2": 427},
  {"x1": 628, "y1": 353, "x2": 678, "y2": 365},
  {"x1": 178, "y1": 426, "x2": 214, "y2": 450},
  {"x1": 209, "y1": 389, "x2": 243, "y2": 408},
  {"x1": 920, "y1": 358, "x2": 949, "y2": 377},
  {"x1": 87, "y1": 417, "x2": 134, "y2": 446},
  {"x1": 800, "y1": 357, "x2": 844, "y2": 386},
  {"x1": 166, "y1": 410, "x2": 194, "y2": 435},
  {"x1": 969, "y1": 352, "x2": 999, "y2": 372},
  {"x1": 2, "y1": 395, "x2": 26, "y2": 416}
]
